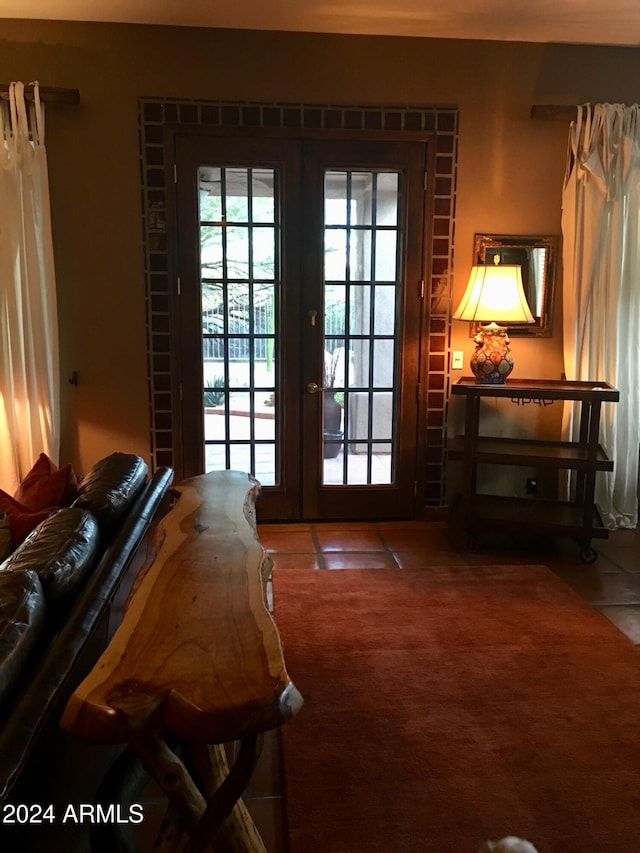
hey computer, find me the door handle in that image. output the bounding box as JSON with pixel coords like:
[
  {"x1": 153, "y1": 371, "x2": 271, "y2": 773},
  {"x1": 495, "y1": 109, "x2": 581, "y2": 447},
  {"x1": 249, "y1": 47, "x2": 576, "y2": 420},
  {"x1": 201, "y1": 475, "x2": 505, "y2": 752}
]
[{"x1": 306, "y1": 381, "x2": 325, "y2": 394}]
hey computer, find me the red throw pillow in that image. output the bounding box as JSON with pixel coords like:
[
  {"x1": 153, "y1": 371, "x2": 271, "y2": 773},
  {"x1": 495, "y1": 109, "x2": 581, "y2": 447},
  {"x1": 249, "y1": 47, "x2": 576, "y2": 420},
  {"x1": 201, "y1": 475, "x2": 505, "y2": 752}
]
[
  {"x1": 0, "y1": 490, "x2": 54, "y2": 549},
  {"x1": 14, "y1": 453, "x2": 78, "y2": 511}
]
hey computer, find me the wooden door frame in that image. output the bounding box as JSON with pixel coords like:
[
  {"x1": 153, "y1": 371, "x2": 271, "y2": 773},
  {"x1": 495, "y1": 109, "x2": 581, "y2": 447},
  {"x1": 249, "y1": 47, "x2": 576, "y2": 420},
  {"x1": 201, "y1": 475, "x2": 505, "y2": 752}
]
[{"x1": 141, "y1": 98, "x2": 459, "y2": 517}]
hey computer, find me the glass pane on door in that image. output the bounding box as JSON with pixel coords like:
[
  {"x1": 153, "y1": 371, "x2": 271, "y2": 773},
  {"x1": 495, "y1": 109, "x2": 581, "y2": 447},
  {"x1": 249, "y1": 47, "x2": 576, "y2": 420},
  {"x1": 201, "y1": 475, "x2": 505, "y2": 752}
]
[
  {"x1": 199, "y1": 166, "x2": 279, "y2": 484},
  {"x1": 322, "y1": 170, "x2": 401, "y2": 485}
]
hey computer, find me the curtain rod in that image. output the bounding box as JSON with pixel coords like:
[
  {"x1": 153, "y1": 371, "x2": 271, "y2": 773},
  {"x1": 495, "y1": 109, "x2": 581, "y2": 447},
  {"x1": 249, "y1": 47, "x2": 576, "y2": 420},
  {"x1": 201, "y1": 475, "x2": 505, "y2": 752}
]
[
  {"x1": 530, "y1": 105, "x2": 577, "y2": 120},
  {"x1": 0, "y1": 85, "x2": 80, "y2": 104}
]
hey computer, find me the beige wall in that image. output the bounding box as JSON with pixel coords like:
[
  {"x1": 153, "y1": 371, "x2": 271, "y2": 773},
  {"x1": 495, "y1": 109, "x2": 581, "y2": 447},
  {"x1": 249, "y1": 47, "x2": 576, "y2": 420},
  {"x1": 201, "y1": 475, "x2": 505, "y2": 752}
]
[{"x1": 1, "y1": 20, "x2": 639, "y2": 475}]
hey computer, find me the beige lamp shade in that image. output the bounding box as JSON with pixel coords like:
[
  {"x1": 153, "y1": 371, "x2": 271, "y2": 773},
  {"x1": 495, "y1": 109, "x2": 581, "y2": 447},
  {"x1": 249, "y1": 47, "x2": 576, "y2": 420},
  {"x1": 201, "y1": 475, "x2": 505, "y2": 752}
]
[{"x1": 452, "y1": 264, "x2": 535, "y2": 325}]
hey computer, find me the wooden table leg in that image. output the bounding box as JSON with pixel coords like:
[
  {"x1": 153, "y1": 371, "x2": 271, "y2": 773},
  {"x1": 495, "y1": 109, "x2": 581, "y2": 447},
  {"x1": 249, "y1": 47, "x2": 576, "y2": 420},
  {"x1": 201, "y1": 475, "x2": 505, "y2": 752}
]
[
  {"x1": 105, "y1": 701, "x2": 267, "y2": 852},
  {"x1": 184, "y1": 736, "x2": 266, "y2": 853}
]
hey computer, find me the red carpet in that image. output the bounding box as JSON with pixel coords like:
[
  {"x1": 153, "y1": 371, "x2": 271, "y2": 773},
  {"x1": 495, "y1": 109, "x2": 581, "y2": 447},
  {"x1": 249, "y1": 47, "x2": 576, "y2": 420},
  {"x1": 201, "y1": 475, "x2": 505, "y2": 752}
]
[{"x1": 275, "y1": 565, "x2": 640, "y2": 853}]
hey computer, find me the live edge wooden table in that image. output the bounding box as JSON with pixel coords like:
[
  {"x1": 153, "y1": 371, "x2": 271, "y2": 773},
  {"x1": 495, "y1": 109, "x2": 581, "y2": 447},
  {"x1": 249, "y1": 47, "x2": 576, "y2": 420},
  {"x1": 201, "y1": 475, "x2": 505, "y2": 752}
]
[{"x1": 61, "y1": 470, "x2": 303, "y2": 853}]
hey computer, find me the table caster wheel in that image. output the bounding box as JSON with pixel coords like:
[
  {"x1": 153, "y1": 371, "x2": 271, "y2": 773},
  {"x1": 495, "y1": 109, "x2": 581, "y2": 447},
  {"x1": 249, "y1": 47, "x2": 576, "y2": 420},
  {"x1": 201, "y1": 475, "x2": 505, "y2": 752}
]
[
  {"x1": 466, "y1": 535, "x2": 480, "y2": 553},
  {"x1": 579, "y1": 545, "x2": 597, "y2": 564}
]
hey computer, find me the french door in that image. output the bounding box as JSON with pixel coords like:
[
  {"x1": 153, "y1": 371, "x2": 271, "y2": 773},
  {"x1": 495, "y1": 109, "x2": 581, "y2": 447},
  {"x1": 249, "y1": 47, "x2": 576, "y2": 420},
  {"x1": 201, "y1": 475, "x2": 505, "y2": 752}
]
[{"x1": 172, "y1": 132, "x2": 430, "y2": 520}]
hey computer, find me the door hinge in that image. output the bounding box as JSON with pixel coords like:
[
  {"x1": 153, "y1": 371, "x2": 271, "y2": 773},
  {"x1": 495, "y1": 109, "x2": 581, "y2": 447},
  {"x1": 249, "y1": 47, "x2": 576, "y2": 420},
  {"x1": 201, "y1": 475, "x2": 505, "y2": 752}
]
[
  {"x1": 173, "y1": 163, "x2": 178, "y2": 184},
  {"x1": 177, "y1": 276, "x2": 181, "y2": 296},
  {"x1": 416, "y1": 382, "x2": 422, "y2": 403},
  {"x1": 424, "y1": 171, "x2": 428, "y2": 191},
  {"x1": 419, "y1": 279, "x2": 425, "y2": 299}
]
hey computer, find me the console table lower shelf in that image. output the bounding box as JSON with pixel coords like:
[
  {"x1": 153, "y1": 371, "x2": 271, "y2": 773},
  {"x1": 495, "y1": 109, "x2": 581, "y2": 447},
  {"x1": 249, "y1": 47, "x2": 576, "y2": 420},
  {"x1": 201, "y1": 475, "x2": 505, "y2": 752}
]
[
  {"x1": 456, "y1": 494, "x2": 609, "y2": 563},
  {"x1": 449, "y1": 377, "x2": 620, "y2": 564},
  {"x1": 61, "y1": 470, "x2": 303, "y2": 853}
]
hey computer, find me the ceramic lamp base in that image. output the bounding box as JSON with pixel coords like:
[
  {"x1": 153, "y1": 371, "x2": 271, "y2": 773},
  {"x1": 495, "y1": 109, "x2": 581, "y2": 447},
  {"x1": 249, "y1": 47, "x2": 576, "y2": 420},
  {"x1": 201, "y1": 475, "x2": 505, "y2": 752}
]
[{"x1": 470, "y1": 322, "x2": 513, "y2": 384}]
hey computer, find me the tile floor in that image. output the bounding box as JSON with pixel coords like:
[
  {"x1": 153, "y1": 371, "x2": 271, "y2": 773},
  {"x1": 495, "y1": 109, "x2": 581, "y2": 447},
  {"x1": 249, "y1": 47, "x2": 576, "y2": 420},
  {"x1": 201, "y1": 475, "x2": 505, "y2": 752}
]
[{"x1": 243, "y1": 518, "x2": 640, "y2": 852}]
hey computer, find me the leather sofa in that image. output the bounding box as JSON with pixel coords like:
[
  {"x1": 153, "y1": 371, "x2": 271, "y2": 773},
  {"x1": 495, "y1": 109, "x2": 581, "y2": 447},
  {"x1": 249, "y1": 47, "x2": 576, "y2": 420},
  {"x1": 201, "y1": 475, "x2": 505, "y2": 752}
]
[{"x1": 0, "y1": 452, "x2": 173, "y2": 849}]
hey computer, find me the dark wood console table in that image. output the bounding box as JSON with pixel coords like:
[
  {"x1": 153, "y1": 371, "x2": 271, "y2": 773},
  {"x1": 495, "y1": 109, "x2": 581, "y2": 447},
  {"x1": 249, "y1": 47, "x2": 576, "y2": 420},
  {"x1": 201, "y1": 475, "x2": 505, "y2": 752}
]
[
  {"x1": 61, "y1": 470, "x2": 303, "y2": 852},
  {"x1": 448, "y1": 378, "x2": 619, "y2": 563}
]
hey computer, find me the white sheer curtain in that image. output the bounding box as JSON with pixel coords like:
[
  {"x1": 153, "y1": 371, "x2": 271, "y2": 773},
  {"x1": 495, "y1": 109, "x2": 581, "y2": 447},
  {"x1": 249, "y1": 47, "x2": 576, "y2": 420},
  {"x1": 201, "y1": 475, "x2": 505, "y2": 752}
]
[
  {"x1": 561, "y1": 103, "x2": 640, "y2": 529},
  {"x1": 0, "y1": 82, "x2": 60, "y2": 492}
]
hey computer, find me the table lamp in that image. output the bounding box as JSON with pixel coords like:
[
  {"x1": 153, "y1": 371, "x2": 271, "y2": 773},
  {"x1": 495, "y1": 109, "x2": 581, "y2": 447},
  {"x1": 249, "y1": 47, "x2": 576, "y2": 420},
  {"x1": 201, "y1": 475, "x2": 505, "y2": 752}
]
[{"x1": 452, "y1": 258, "x2": 534, "y2": 384}]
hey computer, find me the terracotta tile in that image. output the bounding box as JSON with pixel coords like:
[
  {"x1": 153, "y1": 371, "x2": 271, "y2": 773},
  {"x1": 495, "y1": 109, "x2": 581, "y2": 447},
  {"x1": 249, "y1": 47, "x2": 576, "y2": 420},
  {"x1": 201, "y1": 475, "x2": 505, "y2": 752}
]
[
  {"x1": 323, "y1": 552, "x2": 397, "y2": 569},
  {"x1": 393, "y1": 549, "x2": 468, "y2": 568},
  {"x1": 618, "y1": 559, "x2": 640, "y2": 573},
  {"x1": 452, "y1": 531, "x2": 613, "y2": 570},
  {"x1": 551, "y1": 570, "x2": 640, "y2": 605},
  {"x1": 606, "y1": 559, "x2": 640, "y2": 574},
  {"x1": 270, "y1": 553, "x2": 321, "y2": 570},
  {"x1": 380, "y1": 526, "x2": 453, "y2": 551},
  {"x1": 133, "y1": 775, "x2": 168, "y2": 849},
  {"x1": 598, "y1": 528, "x2": 640, "y2": 549},
  {"x1": 259, "y1": 529, "x2": 316, "y2": 554},
  {"x1": 596, "y1": 532, "x2": 640, "y2": 571},
  {"x1": 133, "y1": 799, "x2": 167, "y2": 851},
  {"x1": 596, "y1": 605, "x2": 640, "y2": 644},
  {"x1": 244, "y1": 795, "x2": 287, "y2": 853},
  {"x1": 258, "y1": 523, "x2": 311, "y2": 533},
  {"x1": 245, "y1": 730, "x2": 284, "y2": 796},
  {"x1": 463, "y1": 550, "x2": 546, "y2": 566},
  {"x1": 312, "y1": 521, "x2": 378, "y2": 531},
  {"x1": 315, "y1": 528, "x2": 385, "y2": 553},
  {"x1": 545, "y1": 549, "x2": 622, "y2": 573}
]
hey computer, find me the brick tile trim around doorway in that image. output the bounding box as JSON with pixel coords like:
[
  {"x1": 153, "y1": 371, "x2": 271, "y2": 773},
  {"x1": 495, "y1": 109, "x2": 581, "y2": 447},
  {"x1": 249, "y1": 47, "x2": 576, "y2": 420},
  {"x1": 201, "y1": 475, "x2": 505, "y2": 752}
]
[{"x1": 139, "y1": 98, "x2": 459, "y2": 507}]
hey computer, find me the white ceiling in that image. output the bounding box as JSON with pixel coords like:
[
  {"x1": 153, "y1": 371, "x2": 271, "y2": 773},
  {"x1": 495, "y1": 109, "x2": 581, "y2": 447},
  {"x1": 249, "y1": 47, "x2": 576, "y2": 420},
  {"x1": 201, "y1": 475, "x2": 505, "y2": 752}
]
[{"x1": 2, "y1": 0, "x2": 640, "y2": 47}]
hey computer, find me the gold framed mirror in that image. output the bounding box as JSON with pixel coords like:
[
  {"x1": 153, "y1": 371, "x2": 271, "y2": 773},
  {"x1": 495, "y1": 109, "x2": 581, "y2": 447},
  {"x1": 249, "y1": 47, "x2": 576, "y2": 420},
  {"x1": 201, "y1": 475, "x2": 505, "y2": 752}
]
[{"x1": 471, "y1": 234, "x2": 558, "y2": 337}]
